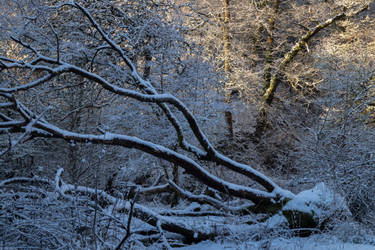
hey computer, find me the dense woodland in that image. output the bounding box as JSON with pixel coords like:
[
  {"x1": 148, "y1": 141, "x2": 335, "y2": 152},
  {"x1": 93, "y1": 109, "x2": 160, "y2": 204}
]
[{"x1": 0, "y1": 0, "x2": 375, "y2": 249}]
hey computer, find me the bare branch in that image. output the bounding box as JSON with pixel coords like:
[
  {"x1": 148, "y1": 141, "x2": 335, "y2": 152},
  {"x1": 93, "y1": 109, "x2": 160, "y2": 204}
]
[
  {"x1": 53, "y1": 169, "x2": 214, "y2": 242},
  {"x1": 115, "y1": 192, "x2": 138, "y2": 250},
  {"x1": 168, "y1": 180, "x2": 255, "y2": 214}
]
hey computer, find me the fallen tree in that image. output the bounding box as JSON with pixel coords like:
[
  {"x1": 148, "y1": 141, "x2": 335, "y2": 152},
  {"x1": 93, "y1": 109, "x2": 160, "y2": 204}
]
[{"x1": 0, "y1": 1, "x2": 352, "y2": 247}]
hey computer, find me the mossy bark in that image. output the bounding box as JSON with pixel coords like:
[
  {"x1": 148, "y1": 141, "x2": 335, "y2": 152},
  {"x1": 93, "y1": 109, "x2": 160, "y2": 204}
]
[
  {"x1": 263, "y1": 0, "x2": 279, "y2": 95},
  {"x1": 282, "y1": 209, "x2": 318, "y2": 229},
  {"x1": 256, "y1": 4, "x2": 371, "y2": 140},
  {"x1": 262, "y1": 5, "x2": 371, "y2": 105}
]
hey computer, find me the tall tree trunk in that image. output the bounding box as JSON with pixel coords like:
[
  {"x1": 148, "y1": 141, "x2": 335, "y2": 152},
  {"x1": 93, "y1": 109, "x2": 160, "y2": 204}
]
[
  {"x1": 254, "y1": 0, "x2": 279, "y2": 142},
  {"x1": 222, "y1": 0, "x2": 230, "y2": 73},
  {"x1": 143, "y1": 48, "x2": 152, "y2": 79},
  {"x1": 263, "y1": 0, "x2": 279, "y2": 94},
  {"x1": 222, "y1": 0, "x2": 234, "y2": 138}
]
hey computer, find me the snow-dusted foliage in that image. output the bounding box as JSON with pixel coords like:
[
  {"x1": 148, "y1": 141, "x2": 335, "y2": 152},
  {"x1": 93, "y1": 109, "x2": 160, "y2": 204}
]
[
  {"x1": 293, "y1": 56, "x2": 375, "y2": 228},
  {"x1": 1, "y1": 0, "x2": 375, "y2": 249}
]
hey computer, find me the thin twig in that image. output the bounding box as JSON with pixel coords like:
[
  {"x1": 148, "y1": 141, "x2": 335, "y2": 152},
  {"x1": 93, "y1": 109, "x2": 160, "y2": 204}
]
[{"x1": 115, "y1": 192, "x2": 138, "y2": 250}]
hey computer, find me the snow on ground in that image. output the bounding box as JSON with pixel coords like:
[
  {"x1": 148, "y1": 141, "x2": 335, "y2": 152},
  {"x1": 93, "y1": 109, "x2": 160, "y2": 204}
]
[{"x1": 178, "y1": 238, "x2": 375, "y2": 250}]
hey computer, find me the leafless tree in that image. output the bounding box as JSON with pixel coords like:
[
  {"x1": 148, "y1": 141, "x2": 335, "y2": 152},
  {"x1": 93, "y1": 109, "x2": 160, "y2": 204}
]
[{"x1": 0, "y1": 0, "x2": 299, "y2": 247}]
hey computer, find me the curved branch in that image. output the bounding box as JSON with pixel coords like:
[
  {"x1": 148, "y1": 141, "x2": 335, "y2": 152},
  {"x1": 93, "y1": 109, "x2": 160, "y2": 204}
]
[
  {"x1": 0, "y1": 73, "x2": 55, "y2": 93},
  {"x1": 0, "y1": 92, "x2": 292, "y2": 204},
  {"x1": 168, "y1": 180, "x2": 256, "y2": 214},
  {"x1": 0, "y1": 56, "x2": 280, "y2": 192},
  {"x1": 33, "y1": 121, "x2": 284, "y2": 204}
]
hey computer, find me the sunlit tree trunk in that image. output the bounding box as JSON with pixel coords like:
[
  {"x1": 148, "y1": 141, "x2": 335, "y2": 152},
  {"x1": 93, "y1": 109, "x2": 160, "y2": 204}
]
[
  {"x1": 254, "y1": 0, "x2": 279, "y2": 141},
  {"x1": 222, "y1": 0, "x2": 230, "y2": 73},
  {"x1": 263, "y1": 0, "x2": 279, "y2": 94},
  {"x1": 222, "y1": 0, "x2": 234, "y2": 138}
]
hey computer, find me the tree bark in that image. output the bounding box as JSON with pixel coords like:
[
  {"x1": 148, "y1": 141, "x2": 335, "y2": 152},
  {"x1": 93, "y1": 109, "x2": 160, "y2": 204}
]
[
  {"x1": 263, "y1": 0, "x2": 279, "y2": 95},
  {"x1": 222, "y1": 0, "x2": 235, "y2": 138},
  {"x1": 222, "y1": 0, "x2": 230, "y2": 73}
]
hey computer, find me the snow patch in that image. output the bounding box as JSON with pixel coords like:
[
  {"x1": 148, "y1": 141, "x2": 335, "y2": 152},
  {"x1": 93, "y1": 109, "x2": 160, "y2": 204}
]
[
  {"x1": 283, "y1": 182, "x2": 350, "y2": 219},
  {"x1": 281, "y1": 182, "x2": 351, "y2": 229},
  {"x1": 265, "y1": 213, "x2": 288, "y2": 228},
  {"x1": 177, "y1": 239, "x2": 375, "y2": 250}
]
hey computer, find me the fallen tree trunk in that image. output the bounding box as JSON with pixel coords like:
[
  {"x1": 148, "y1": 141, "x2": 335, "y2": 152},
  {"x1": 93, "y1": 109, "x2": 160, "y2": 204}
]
[
  {"x1": 0, "y1": 172, "x2": 214, "y2": 244},
  {"x1": 0, "y1": 1, "x2": 348, "y2": 235},
  {"x1": 0, "y1": 1, "x2": 293, "y2": 207}
]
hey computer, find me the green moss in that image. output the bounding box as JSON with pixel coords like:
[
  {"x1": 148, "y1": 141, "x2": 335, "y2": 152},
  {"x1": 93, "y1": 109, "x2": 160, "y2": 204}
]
[{"x1": 282, "y1": 209, "x2": 318, "y2": 229}]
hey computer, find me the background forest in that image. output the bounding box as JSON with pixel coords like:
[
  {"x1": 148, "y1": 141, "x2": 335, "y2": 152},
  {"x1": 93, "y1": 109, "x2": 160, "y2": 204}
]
[{"x1": 0, "y1": 0, "x2": 375, "y2": 249}]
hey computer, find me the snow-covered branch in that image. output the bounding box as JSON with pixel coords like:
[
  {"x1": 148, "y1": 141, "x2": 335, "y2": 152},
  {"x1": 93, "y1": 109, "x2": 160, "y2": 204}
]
[
  {"x1": 0, "y1": 0, "x2": 294, "y2": 209},
  {"x1": 0, "y1": 36, "x2": 280, "y2": 194},
  {"x1": 53, "y1": 169, "x2": 214, "y2": 243}
]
